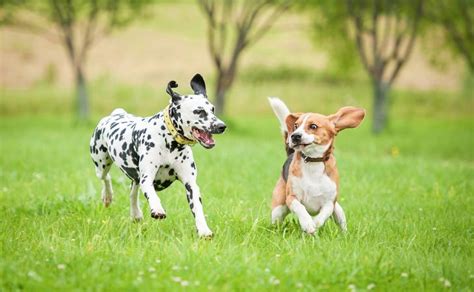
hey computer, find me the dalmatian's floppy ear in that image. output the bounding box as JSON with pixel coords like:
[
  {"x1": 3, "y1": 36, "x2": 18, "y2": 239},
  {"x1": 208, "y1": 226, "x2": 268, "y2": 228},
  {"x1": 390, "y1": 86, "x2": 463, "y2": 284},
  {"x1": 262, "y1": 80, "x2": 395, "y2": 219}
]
[
  {"x1": 190, "y1": 73, "x2": 207, "y2": 98},
  {"x1": 166, "y1": 80, "x2": 182, "y2": 103}
]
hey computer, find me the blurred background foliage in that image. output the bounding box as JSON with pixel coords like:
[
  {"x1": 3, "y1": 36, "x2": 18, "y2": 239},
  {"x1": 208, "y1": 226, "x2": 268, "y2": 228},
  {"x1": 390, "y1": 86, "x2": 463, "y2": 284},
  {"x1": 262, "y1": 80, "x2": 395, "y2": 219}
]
[{"x1": 0, "y1": 0, "x2": 472, "y2": 133}]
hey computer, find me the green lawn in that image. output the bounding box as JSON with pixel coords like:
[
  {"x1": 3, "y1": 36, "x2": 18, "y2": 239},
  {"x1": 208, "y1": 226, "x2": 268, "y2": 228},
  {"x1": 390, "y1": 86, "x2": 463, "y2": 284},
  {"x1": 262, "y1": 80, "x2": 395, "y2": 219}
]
[{"x1": 1, "y1": 111, "x2": 473, "y2": 290}]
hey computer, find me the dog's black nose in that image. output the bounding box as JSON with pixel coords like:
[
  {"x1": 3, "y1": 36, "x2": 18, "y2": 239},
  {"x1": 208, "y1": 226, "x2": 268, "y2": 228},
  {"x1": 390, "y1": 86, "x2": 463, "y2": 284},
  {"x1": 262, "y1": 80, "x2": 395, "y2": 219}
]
[
  {"x1": 213, "y1": 123, "x2": 227, "y2": 134},
  {"x1": 291, "y1": 133, "x2": 302, "y2": 143}
]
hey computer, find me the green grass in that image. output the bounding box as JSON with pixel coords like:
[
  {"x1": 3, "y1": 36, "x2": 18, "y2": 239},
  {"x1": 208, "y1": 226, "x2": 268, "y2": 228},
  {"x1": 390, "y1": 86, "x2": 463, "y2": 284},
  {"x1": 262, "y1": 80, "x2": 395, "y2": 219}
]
[
  {"x1": 2, "y1": 1, "x2": 473, "y2": 289},
  {"x1": 1, "y1": 112, "x2": 473, "y2": 290}
]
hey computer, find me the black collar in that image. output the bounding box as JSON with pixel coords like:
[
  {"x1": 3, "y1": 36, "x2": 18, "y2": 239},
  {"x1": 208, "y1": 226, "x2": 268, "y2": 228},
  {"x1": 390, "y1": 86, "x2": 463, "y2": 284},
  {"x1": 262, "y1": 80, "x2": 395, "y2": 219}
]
[{"x1": 301, "y1": 152, "x2": 330, "y2": 163}]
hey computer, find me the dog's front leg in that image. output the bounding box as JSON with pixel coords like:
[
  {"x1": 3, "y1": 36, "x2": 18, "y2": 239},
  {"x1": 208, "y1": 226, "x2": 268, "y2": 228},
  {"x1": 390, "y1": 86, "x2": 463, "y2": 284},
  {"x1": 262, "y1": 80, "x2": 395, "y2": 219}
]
[
  {"x1": 184, "y1": 181, "x2": 213, "y2": 238},
  {"x1": 333, "y1": 202, "x2": 347, "y2": 232},
  {"x1": 176, "y1": 160, "x2": 213, "y2": 237},
  {"x1": 313, "y1": 201, "x2": 335, "y2": 229},
  {"x1": 139, "y1": 167, "x2": 166, "y2": 219},
  {"x1": 286, "y1": 181, "x2": 316, "y2": 234}
]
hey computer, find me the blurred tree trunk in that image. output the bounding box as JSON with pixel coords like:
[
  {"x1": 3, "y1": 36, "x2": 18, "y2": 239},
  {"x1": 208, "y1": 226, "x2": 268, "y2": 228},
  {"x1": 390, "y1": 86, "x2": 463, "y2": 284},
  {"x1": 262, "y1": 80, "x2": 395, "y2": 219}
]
[
  {"x1": 75, "y1": 65, "x2": 89, "y2": 120},
  {"x1": 373, "y1": 79, "x2": 389, "y2": 133},
  {"x1": 347, "y1": 0, "x2": 423, "y2": 134},
  {"x1": 198, "y1": 0, "x2": 292, "y2": 115},
  {"x1": 215, "y1": 75, "x2": 228, "y2": 116},
  {"x1": 1, "y1": 0, "x2": 153, "y2": 120}
]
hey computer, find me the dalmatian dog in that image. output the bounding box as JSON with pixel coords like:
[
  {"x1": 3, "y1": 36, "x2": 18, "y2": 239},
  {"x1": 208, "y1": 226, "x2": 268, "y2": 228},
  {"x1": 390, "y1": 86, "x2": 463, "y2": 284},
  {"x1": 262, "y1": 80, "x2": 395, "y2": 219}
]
[{"x1": 89, "y1": 74, "x2": 226, "y2": 237}]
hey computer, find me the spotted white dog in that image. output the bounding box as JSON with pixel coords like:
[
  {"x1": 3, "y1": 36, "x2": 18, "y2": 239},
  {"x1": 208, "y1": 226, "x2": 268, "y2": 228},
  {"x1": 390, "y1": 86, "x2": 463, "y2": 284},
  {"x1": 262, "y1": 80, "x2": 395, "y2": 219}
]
[{"x1": 90, "y1": 74, "x2": 226, "y2": 237}]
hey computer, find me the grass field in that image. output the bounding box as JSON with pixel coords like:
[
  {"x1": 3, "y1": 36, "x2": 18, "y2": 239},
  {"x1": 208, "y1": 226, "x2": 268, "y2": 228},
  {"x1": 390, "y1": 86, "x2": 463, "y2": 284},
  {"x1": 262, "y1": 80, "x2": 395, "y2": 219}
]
[
  {"x1": 1, "y1": 1, "x2": 473, "y2": 290},
  {"x1": 1, "y1": 103, "x2": 473, "y2": 290}
]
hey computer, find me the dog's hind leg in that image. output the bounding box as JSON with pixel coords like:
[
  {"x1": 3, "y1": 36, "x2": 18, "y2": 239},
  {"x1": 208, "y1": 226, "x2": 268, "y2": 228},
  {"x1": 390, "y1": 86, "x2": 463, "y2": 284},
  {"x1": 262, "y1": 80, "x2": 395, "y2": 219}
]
[
  {"x1": 94, "y1": 157, "x2": 114, "y2": 207},
  {"x1": 90, "y1": 137, "x2": 114, "y2": 207},
  {"x1": 271, "y1": 177, "x2": 289, "y2": 224},
  {"x1": 333, "y1": 202, "x2": 347, "y2": 232},
  {"x1": 129, "y1": 181, "x2": 143, "y2": 221}
]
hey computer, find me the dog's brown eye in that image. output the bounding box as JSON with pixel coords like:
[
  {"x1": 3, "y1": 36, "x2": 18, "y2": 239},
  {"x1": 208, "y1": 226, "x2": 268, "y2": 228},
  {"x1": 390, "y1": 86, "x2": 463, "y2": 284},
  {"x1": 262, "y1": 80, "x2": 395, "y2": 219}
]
[
  {"x1": 310, "y1": 124, "x2": 318, "y2": 130},
  {"x1": 294, "y1": 123, "x2": 298, "y2": 129}
]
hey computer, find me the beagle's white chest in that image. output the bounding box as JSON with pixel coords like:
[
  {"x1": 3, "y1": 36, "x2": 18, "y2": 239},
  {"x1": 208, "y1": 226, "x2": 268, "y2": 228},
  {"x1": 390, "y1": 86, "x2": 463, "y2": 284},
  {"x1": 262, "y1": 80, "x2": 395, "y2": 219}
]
[{"x1": 290, "y1": 162, "x2": 337, "y2": 215}]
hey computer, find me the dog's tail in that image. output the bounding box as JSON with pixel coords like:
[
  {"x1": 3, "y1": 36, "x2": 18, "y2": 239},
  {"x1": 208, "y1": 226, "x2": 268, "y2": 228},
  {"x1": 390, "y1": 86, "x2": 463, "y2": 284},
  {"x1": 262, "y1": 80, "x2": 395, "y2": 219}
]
[
  {"x1": 268, "y1": 97, "x2": 294, "y2": 156},
  {"x1": 111, "y1": 108, "x2": 127, "y2": 116},
  {"x1": 268, "y1": 97, "x2": 290, "y2": 134}
]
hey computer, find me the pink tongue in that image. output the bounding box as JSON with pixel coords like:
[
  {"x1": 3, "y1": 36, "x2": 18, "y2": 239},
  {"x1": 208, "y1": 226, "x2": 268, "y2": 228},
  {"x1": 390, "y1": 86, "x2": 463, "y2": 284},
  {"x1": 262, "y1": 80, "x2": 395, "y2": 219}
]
[
  {"x1": 200, "y1": 132, "x2": 214, "y2": 144},
  {"x1": 199, "y1": 132, "x2": 214, "y2": 144}
]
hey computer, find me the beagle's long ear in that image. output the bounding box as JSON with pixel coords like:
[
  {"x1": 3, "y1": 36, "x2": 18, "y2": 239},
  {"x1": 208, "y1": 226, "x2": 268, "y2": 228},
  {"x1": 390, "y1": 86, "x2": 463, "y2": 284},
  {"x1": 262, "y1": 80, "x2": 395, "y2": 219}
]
[
  {"x1": 285, "y1": 113, "x2": 302, "y2": 135},
  {"x1": 329, "y1": 107, "x2": 365, "y2": 132},
  {"x1": 166, "y1": 80, "x2": 182, "y2": 104}
]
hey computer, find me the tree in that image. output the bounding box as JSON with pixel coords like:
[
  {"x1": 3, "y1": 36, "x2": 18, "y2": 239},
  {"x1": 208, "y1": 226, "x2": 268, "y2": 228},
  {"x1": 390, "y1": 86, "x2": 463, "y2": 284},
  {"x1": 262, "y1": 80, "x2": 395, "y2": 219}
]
[
  {"x1": 347, "y1": 0, "x2": 423, "y2": 133},
  {"x1": 308, "y1": 0, "x2": 423, "y2": 133},
  {"x1": 197, "y1": 0, "x2": 292, "y2": 115},
  {"x1": 425, "y1": 0, "x2": 474, "y2": 73},
  {"x1": 0, "y1": 0, "x2": 151, "y2": 120}
]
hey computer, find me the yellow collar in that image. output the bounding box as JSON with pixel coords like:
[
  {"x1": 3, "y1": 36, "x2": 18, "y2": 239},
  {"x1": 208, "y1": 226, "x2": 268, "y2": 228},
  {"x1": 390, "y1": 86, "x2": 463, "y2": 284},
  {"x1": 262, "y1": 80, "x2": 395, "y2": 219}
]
[{"x1": 163, "y1": 105, "x2": 196, "y2": 146}]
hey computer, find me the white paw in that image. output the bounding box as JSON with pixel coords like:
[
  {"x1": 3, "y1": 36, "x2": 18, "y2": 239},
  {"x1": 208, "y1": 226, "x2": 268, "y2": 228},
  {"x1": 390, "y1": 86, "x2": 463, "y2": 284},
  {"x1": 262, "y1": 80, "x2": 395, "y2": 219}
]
[
  {"x1": 339, "y1": 222, "x2": 348, "y2": 233},
  {"x1": 101, "y1": 191, "x2": 113, "y2": 207},
  {"x1": 197, "y1": 227, "x2": 213, "y2": 238},
  {"x1": 300, "y1": 219, "x2": 316, "y2": 234},
  {"x1": 313, "y1": 218, "x2": 325, "y2": 229},
  {"x1": 271, "y1": 206, "x2": 288, "y2": 224},
  {"x1": 131, "y1": 209, "x2": 143, "y2": 221}
]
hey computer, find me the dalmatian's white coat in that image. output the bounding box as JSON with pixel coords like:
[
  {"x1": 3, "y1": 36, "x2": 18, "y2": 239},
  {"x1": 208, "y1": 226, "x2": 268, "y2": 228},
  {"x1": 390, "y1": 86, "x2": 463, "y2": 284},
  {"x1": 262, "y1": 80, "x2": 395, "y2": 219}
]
[{"x1": 90, "y1": 74, "x2": 226, "y2": 237}]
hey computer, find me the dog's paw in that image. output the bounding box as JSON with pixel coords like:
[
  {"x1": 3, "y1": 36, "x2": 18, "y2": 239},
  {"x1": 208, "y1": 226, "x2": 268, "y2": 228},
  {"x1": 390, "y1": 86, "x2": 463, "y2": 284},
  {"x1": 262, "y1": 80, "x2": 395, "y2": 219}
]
[
  {"x1": 198, "y1": 229, "x2": 214, "y2": 239},
  {"x1": 313, "y1": 218, "x2": 325, "y2": 229},
  {"x1": 150, "y1": 210, "x2": 167, "y2": 220},
  {"x1": 198, "y1": 230, "x2": 214, "y2": 239},
  {"x1": 102, "y1": 195, "x2": 112, "y2": 208},
  {"x1": 131, "y1": 212, "x2": 143, "y2": 222},
  {"x1": 132, "y1": 216, "x2": 143, "y2": 223},
  {"x1": 300, "y1": 219, "x2": 316, "y2": 234}
]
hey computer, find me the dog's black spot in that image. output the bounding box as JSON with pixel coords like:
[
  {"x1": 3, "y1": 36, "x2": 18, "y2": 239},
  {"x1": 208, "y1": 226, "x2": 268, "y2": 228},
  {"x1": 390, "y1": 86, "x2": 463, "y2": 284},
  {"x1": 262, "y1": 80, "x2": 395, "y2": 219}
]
[
  {"x1": 122, "y1": 142, "x2": 127, "y2": 150},
  {"x1": 169, "y1": 140, "x2": 182, "y2": 152},
  {"x1": 184, "y1": 183, "x2": 195, "y2": 217},
  {"x1": 119, "y1": 128, "x2": 126, "y2": 140},
  {"x1": 122, "y1": 166, "x2": 139, "y2": 182},
  {"x1": 119, "y1": 151, "x2": 127, "y2": 164},
  {"x1": 94, "y1": 129, "x2": 102, "y2": 141},
  {"x1": 153, "y1": 179, "x2": 174, "y2": 191}
]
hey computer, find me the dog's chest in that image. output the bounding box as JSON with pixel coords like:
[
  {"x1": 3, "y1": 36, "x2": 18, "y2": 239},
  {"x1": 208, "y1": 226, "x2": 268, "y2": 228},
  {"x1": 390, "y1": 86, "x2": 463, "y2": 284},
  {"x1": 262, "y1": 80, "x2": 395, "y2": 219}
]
[{"x1": 290, "y1": 162, "x2": 337, "y2": 215}]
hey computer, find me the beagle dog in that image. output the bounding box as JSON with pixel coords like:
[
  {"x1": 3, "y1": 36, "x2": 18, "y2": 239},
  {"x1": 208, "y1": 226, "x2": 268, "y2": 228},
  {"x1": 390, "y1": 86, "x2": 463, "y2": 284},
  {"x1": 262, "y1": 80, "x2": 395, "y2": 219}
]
[{"x1": 268, "y1": 97, "x2": 365, "y2": 234}]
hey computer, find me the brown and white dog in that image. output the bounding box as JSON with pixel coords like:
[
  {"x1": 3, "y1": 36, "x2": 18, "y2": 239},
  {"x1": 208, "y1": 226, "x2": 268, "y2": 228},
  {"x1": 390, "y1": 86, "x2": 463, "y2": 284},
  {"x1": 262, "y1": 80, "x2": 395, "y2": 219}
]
[{"x1": 268, "y1": 98, "x2": 365, "y2": 234}]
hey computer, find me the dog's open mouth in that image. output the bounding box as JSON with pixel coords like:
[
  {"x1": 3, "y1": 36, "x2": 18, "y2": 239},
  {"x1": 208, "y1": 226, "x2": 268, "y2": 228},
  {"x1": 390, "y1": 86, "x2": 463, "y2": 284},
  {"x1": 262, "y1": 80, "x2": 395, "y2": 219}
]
[
  {"x1": 291, "y1": 143, "x2": 311, "y2": 150},
  {"x1": 192, "y1": 127, "x2": 215, "y2": 149}
]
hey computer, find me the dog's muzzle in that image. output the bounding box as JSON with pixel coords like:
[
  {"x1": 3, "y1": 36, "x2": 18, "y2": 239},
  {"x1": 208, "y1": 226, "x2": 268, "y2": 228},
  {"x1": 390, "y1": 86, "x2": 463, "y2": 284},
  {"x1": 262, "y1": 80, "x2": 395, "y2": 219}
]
[
  {"x1": 211, "y1": 122, "x2": 227, "y2": 134},
  {"x1": 291, "y1": 133, "x2": 302, "y2": 144}
]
